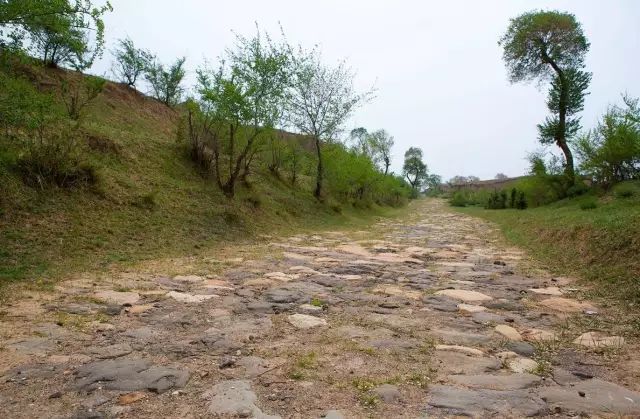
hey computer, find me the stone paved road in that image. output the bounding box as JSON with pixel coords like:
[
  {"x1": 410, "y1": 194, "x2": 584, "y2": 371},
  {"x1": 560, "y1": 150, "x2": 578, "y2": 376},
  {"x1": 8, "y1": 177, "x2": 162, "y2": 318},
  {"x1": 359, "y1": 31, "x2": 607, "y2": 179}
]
[{"x1": 1, "y1": 199, "x2": 639, "y2": 418}]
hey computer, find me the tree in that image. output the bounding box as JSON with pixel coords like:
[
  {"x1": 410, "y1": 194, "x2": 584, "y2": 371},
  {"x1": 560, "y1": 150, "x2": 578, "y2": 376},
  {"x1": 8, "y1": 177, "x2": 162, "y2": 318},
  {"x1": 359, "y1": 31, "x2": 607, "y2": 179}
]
[
  {"x1": 499, "y1": 10, "x2": 590, "y2": 183},
  {"x1": 287, "y1": 47, "x2": 372, "y2": 199},
  {"x1": 112, "y1": 37, "x2": 153, "y2": 88},
  {"x1": 368, "y1": 129, "x2": 394, "y2": 175},
  {"x1": 576, "y1": 95, "x2": 640, "y2": 185},
  {"x1": 1, "y1": 0, "x2": 112, "y2": 69},
  {"x1": 402, "y1": 147, "x2": 427, "y2": 190},
  {"x1": 145, "y1": 57, "x2": 186, "y2": 106},
  {"x1": 348, "y1": 127, "x2": 371, "y2": 157},
  {"x1": 195, "y1": 28, "x2": 290, "y2": 197},
  {"x1": 495, "y1": 173, "x2": 509, "y2": 180}
]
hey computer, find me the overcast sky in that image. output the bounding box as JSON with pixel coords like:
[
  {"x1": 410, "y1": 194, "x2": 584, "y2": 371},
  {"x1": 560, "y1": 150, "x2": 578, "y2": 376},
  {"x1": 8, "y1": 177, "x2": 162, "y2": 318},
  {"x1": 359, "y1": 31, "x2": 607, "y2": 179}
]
[{"x1": 93, "y1": 1, "x2": 639, "y2": 180}]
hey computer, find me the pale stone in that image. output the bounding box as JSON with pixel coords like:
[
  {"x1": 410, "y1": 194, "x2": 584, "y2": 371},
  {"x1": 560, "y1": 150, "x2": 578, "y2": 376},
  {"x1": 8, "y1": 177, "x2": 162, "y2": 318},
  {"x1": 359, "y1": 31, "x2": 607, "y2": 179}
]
[
  {"x1": 435, "y1": 289, "x2": 493, "y2": 302},
  {"x1": 458, "y1": 303, "x2": 487, "y2": 314},
  {"x1": 282, "y1": 252, "x2": 313, "y2": 261},
  {"x1": 299, "y1": 304, "x2": 323, "y2": 312},
  {"x1": 573, "y1": 332, "x2": 625, "y2": 348},
  {"x1": 264, "y1": 272, "x2": 299, "y2": 282},
  {"x1": 528, "y1": 286, "x2": 563, "y2": 296},
  {"x1": 287, "y1": 314, "x2": 327, "y2": 329},
  {"x1": 521, "y1": 328, "x2": 556, "y2": 342},
  {"x1": 372, "y1": 285, "x2": 422, "y2": 300},
  {"x1": 538, "y1": 297, "x2": 595, "y2": 313},
  {"x1": 203, "y1": 279, "x2": 234, "y2": 291},
  {"x1": 495, "y1": 325, "x2": 523, "y2": 341},
  {"x1": 371, "y1": 253, "x2": 423, "y2": 264},
  {"x1": 496, "y1": 351, "x2": 519, "y2": 362},
  {"x1": 508, "y1": 357, "x2": 538, "y2": 373},
  {"x1": 93, "y1": 290, "x2": 140, "y2": 306},
  {"x1": 288, "y1": 266, "x2": 320, "y2": 275},
  {"x1": 166, "y1": 291, "x2": 218, "y2": 303},
  {"x1": 127, "y1": 304, "x2": 154, "y2": 314},
  {"x1": 435, "y1": 345, "x2": 484, "y2": 357},
  {"x1": 337, "y1": 244, "x2": 371, "y2": 257},
  {"x1": 244, "y1": 278, "x2": 275, "y2": 287}
]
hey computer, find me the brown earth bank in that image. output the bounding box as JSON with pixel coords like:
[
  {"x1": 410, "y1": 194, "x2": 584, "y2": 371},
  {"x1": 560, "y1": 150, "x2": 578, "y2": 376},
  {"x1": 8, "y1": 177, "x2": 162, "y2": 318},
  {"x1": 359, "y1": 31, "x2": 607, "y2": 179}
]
[{"x1": 1, "y1": 199, "x2": 639, "y2": 418}]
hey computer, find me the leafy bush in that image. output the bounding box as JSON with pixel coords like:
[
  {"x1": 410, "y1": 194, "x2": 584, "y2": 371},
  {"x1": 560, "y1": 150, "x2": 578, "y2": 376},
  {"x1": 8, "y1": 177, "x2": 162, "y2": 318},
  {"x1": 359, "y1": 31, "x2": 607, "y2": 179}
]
[
  {"x1": 449, "y1": 191, "x2": 468, "y2": 207},
  {"x1": 576, "y1": 95, "x2": 640, "y2": 186},
  {"x1": 485, "y1": 190, "x2": 507, "y2": 209},
  {"x1": 515, "y1": 191, "x2": 528, "y2": 209}
]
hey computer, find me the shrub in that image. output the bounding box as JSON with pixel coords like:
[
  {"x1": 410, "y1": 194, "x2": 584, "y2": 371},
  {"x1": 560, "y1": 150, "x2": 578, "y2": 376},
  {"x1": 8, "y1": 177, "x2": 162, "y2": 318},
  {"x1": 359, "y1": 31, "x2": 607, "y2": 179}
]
[
  {"x1": 486, "y1": 189, "x2": 508, "y2": 209},
  {"x1": 449, "y1": 191, "x2": 467, "y2": 207},
  {"x1": 516, "y1": 191, "x2": 528, "y2": 209}
]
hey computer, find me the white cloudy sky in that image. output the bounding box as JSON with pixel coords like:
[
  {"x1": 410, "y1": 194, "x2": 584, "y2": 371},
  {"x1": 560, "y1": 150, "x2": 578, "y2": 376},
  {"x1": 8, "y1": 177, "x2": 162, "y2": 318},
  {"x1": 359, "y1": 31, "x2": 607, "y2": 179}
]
[{"x1": 93, "y1": 0, "x2": 640, "y2": 180}]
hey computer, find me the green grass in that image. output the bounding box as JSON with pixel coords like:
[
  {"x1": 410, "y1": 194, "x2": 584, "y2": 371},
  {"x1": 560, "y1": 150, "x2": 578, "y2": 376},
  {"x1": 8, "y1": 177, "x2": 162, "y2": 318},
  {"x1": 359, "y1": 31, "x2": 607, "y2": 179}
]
[
  {"x1": 457, "y1": 182, "x2": 640, "y2": 304},
  {"x1": 0, "y1": 68, "x2": 407, "y2": 294}
]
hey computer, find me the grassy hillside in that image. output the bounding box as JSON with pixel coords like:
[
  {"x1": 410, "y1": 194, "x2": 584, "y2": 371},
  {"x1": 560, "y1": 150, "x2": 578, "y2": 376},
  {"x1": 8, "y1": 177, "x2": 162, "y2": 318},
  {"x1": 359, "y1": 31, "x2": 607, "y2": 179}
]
[
  {"x1": 458, "y1": 182, "x2": 640, "y2": 304},
  {"x1": 0, "y1": 65, "x2": 403, "y2": 290}
]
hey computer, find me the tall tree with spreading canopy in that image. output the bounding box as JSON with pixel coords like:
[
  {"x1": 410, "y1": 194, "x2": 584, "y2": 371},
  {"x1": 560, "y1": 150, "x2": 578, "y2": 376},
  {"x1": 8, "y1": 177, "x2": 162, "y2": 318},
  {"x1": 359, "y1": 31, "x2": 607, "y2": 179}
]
[
  {"x1": 402, "y1": 147, "x2": 427, "y2": 191},
  {"x1": 287, "y1": 48, "x2": 372, "y2": 199},
  {"x1": 499, "y1": 10, "x2": 590, "y2": 184}
]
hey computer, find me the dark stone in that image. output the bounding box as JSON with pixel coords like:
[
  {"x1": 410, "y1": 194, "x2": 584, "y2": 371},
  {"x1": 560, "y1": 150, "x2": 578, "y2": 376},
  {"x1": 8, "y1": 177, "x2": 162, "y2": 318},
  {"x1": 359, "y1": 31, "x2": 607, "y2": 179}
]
[
  {"x1": 506, "y1": 342, "x2": 535, "y2": 357},
  {"x1": 75, "y1": 359, "x2": 189, "y2": 393}
]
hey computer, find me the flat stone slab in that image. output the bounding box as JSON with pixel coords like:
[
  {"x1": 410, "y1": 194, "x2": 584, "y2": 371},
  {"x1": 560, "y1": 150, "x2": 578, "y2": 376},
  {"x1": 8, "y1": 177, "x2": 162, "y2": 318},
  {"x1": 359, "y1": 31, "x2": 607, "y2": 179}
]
[
  {"x1": 448, "y1": 373, "x2": 542, "y2": 390},
  {"x1": 528, "y1": 286, "x2": 563, "y2": 296},
  {"x1": 538, "y1": 297, "x2": 595, "y2": 313},
  {"x1": 426, "y1": 384, "x2": 547, "y2": 417},
  {"x1": 87, "y1": 343, "x2": 133, "y2": 359},
  {"x1": 458, "y1": 303, "x2": 487, "y2": 314},
  {"x1": 75, "y1": 359, "x2": 189, "y2": 393},
  {"x1": 507, "y1": 357, "x2": 538, "y2": 373},
  {"x1": 203, "y1": 379, "x2": 281, "y2": 418},
  {"x1": 435, "y1": 345, "x2": 484, "y2": 357},
  {"x1": 521, "y1": 328, "x2": 555, "y2": 342},
  {"x1": 288, "y1": 314, "x2": 327, "y2": 329},
  {"x1": 435, "y1": 289, "x2": 492, "y2": 302},
  {"x1": 495, "y1": 325, "x2": 523, "y2": 341},
  {"x1": 573, "y1": 332, "x2": 624, "y2": 348},
  {"x1": 94, "y1": 290, "x2": 140, "y2": 306},
  {"x1": 173, "y1": 275, "x2": 205, "y2": 283},
  {"x1": 166, "y1": 291, "x2": 218, "y2": 303},
  {"x1": 373, "y1": 384, "x2": 401, "y2": 403},
  {"x1": 539, "y1": 379, "x2": 640, "y2": 415}
]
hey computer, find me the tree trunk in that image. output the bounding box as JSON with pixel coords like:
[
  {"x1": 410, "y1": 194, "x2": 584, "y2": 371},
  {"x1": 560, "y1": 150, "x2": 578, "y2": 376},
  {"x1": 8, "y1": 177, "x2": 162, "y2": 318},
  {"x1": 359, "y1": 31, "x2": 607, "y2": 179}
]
[
  {"x1": 543, "y1": 53, "x2": 575, "y2": 185},
  {"x1": 314, "y1": 136, "x2": 323, "y2": 199},
  {"x1": 384, "y1": 158, "x2": 390, "y2": 176}
]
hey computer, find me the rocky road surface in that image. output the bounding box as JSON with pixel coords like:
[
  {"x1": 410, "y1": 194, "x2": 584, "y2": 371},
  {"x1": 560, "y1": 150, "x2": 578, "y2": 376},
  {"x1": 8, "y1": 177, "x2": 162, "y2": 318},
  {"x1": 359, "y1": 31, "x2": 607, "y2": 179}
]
[{"x1": 1, "y1": 199, "x2": 639, "y2": 418}]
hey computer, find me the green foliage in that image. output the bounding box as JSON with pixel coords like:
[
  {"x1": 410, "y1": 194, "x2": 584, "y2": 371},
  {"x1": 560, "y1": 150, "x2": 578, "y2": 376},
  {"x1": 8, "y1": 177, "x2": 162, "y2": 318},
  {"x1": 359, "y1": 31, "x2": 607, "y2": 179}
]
[
  {"x1": 402, "y1": 147, "x2": 427, "y2": 191},
  {"x1": 111, "y1": 37, "x2": 154, "y2": 88},
  {"x1": 145, "y1": 57, "x2": 186, "y2": 106},
  {"x1": 576, "y1": 95, "x2": 640, "y2": 185},
  {"x1": 324, "y1": 143, "x2": 410, "y2": 207},
  {"x1": 449, "y1": 191, "x2": 468, "y2": 207},
  {"x1": 537, "y1": 69, "x2": 591, "y2": 145},
  {"x1": 500, "y1": 10, "x2": 591, "y2": 180},
  {"x1": 516, "y1": 191, "x2": 528, "y2": 209},
  {"x1": 486, "y1": 189, "x2": 508, "y2": 209},
  {"x1": 287, "y1": 45, "x2": 373, "y2": 198},
  {"x1": 1, "y1": 0, "x2": 113, "y2": 69},
  {"x1": 499, "y1": 10, "x2": 589, "y2": 83},
  {"x1": 194, "y1": 28, "x2": 290, "y2": 197}
]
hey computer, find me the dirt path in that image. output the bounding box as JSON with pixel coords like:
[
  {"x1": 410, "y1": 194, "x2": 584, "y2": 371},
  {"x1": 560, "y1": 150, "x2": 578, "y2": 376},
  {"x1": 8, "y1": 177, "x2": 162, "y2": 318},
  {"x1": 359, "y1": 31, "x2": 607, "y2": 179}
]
[{"x1": 1, "y1": 199, "x2": 639, "y2": 418}]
